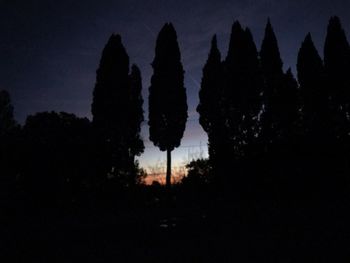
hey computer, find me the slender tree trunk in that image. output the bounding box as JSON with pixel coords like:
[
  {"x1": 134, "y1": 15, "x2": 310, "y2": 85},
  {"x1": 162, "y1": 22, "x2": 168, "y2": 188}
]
[{"x1": 166, "y1": 149, "x2": 171, "y2": 188}]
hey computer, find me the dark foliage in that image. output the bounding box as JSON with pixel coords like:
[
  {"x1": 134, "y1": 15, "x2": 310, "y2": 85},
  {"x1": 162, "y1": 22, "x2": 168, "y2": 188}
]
[
  {"x1": 149, "y1": 23, "x2": 188, "y2": 187},
  {"x1": 182, "y1": 158, "x2": 211, "y2": 187},
  {"x1": 21, "y1": 111, "x2": 92, "y2": 206}
]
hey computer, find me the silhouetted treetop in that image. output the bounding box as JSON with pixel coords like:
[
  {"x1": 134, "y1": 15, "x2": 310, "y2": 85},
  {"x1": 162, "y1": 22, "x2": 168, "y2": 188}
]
[
  {"x1": 297, "y1": 34, "x2": 324, "y2": 91},
  {"x1": 197, "y1": 35, "x2": 222, "y2": 134},
  {"x1": 92, "y1": 33, "x2": 130, "y2": 133},
  {"x1": 297, "y1": 33, "x2": 329, "y2": 136},
  {"x1": 324, "y1": 16, "x2": 350, "y2": 106},
  {"x1": 98, "y1": 34, "x2": 129, "y2": 79},
  {"x1": 152, "y1": 23, "x2": 181, "y2": 70},
  {"x1": 324, "y1": 16, "x2": 350, "y2": 71},
  {"x1": 260, "y1": 18, "x2": 283, "y2": 77},
  {"x1": 227, "y1": 25, "x2": 262, "y2": 107},
  {"x1": 226, "y1": 21, "x2": 245, "y2": 70}
]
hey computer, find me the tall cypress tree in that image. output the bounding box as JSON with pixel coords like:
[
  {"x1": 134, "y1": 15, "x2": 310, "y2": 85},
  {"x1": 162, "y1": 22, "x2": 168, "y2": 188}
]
[
  {"x1": 297, "y1": 33, "x2": 336, "y2": 195},
  {"x1": 223, "y1": 22, "x2": 263, "y2": 158},
  {"x1": 223, "y1": 21, "x2": 246, "y2": 157},
  {"x1": 197, "y1": 35, "x2": 222, "y2": 134},
  {"x1": 242, "y1": 28, "x2": 263, "y2": 154},
  {"x1": 91, "y1": 34, "x2": 144, "y2": 183},
  {"x1": 260, "y1": 19, "x2": 285, "y2": 145},
  {"x1": 149, "y1": 23, "x2": 188, "y2": 188},
  {"x1": 324, "y1": 16, "x2": 350, "y2": 140},
  {"x1": 297, "y1": 33, "x2": 328, "y2": 140},
  {"x1": 260, "y1": 20, "x2": 300, "y2": 149},
  {"x1": 197, "y1": 35, "x2": 224, "y2": 182}
]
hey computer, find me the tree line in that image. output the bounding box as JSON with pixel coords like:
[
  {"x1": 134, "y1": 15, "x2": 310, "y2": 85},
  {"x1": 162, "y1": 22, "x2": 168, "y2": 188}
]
[
  {"x1": 198, "y1": 16, "x2": 350, "y2": 198},
  {"x1": 1, "y1": 16, "x2": 350, "y2": 206}
]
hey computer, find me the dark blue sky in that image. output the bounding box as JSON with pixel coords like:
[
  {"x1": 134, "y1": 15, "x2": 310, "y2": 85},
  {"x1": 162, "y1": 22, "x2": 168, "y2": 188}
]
[{"x1": 1, "y1": 0, "x2": 349, "y2": 176}]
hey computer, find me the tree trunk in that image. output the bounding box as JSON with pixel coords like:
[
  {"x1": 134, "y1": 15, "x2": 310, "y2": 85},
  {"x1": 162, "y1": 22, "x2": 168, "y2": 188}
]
[{"x1": 166, "y1": 149, "x2": 171, "y2": 188}]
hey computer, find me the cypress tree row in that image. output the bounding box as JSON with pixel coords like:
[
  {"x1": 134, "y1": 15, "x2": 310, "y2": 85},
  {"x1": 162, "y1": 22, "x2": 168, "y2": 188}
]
[
  {"x1": 91, "y1": 34, "x2": 144, "y2": 186},
  {"x1": 196, "y1": 18, "x2": 350, "y2": 196},
  {"x1": 149, "y1": 23, "x2": 188, "y2": 188}
]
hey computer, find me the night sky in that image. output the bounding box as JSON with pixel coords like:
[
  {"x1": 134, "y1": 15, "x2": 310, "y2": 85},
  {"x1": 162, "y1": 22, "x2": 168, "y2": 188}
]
[{"x1": 1, "y1": 0, "x2": 350, "y2": 179}]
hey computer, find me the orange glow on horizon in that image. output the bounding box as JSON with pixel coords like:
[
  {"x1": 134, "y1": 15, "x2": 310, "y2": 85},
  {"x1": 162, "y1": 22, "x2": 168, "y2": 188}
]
[{"x1": 143, "y1": 171, "x2": 186, "y2": 185}]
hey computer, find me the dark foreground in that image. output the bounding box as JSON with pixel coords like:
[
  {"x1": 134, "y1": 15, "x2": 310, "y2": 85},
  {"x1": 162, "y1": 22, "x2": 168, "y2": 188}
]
[{"x1": 3, "y1": 187, "x2": 350, "y2": 263}]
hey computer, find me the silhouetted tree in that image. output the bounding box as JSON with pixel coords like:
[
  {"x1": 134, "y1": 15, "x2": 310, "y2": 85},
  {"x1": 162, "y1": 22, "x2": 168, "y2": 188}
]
[
  {"x1": 260, "y1": 19, "x2": 300, "y2": 159},
  {"x1": 149, "y1": 23, "x2": 188, "y2": 188},
  {"x1": 91, "y1": 34, "x2": 144, "y2": 186},
  {"x1": 256, "y1": 19, "x2": 299, "y2": 196},
  {"x1": 297, "y1": 33, "x2": 331, "y2": 196},
  {"x1": 260, "y1": 19, "x2": 286, "y2": 147},
  {"x1": 324, "y1": 16, "x2": 350, "y2": 142},
  {"x1": 198, "y1": 35, "x2": 222, "y2": 134},
  {"x1": 223, "y1": 22, "x2": 263, "y2": 159},
  {"x1": 323, "y1": 16, "x2": 350, "y2": 195},
  {"x1": 197, "y1": 35, "x2": 224, "y2": 182},
  {"x1": 297, "y1": 33, "x2": 329, "y2": 141}
]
